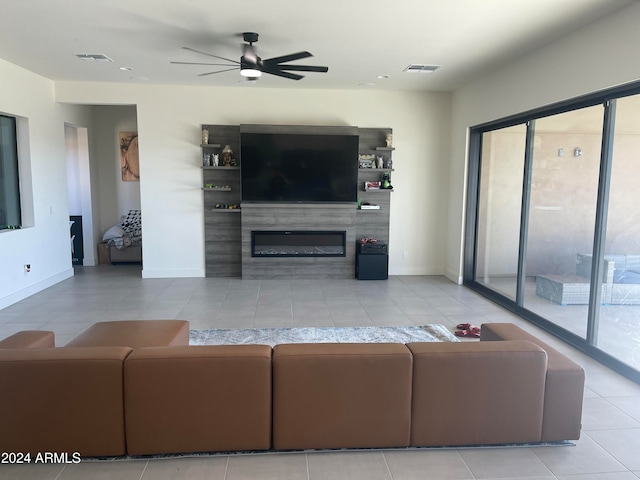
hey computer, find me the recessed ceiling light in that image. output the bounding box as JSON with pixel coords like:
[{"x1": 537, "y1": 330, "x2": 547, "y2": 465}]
[
  {"x1": 129, "y1": 76, "x2": 148, "y2": 81},
  {"x1": 358, "y1": 82, "x2": 376, "y2": 87},
  {"x1": 75, "y1": 53, "x2": 113, "y2": 63},
  {"x1": 377, "y1": 75, "x2": 390, "y2": 79},
  {"x1": 119, "y1": 66, "x2": 133, "y2": 71},
  {"x1": 403, "y1": 64, "x2": 440, "y2": 74}
]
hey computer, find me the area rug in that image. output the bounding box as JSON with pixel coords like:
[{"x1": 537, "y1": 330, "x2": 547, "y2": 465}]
[{"x1": 189, "y1": 324, "x2": 459, "y2": 347}]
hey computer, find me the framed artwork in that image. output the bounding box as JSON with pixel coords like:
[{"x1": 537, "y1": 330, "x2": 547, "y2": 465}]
[{"x1": 119, "y1": 132, "x2": 139, "y2": 181}]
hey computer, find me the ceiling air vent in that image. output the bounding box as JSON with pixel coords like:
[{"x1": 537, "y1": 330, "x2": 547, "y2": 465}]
[
  {"x1": 75, "y1": 53, "x2": 114, "y2": 63},
  {"x1": 403, "y1": 64, "x2": 440, "y2": 74}
]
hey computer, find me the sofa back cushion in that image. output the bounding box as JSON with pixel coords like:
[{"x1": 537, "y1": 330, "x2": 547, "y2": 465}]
[
  {"x1": 272, "y1": 343, "x2": 413, "y2": 450},
  {"x1": 408, "y1": 340, "x2": 547, "y2": 446},
  {"x1": 0, "y1": 346, "x2": 132, "y2": 457},
  {"x1": 124, "y1": 345, "x2": 272, "y2": 455}
]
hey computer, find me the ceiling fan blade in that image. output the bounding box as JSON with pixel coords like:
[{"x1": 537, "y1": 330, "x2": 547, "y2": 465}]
[
  {"x1": 181, "y1": 47, "x2": 240, "y2": 65},
  {"x1": 263, "y1": 51, "x2": 312, "y2": 65},
  {"x1": 261, "y1": 67, "x2": 304, "y2": 81},
  {"x1": 197, "y1": 67, "x2": 240, "y2": 77},
  {"x1": 171, "y1": 61, "x2": 238, "y2": 67},
  {"x1": 275, "y1": 64, "x2": 328, "y2": 73}
]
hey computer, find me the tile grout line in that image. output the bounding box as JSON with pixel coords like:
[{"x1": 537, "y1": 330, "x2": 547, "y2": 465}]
[
  {"x1": 580, "y1": 430, "x2": 635, "y2": 474},
  {"x1": 381, "y1": 450, "x2": 394, "y2": 480},
  {"x1": 137, "y1": 460, "x2": 149, "y2": 480},
  {"x1": 223, "y1": 455, "x2": 230, "y2": 480},
  {"x1": 454, "y1": 448, "x2": 484, "y2": 480},
  {"x1": 53, "y1": 463, "x2": 66, "y2": 480}
]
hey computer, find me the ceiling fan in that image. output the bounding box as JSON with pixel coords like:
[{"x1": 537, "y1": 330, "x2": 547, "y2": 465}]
[{"x1": 171, "y1": 32, "x2": 328, "y2": 81}]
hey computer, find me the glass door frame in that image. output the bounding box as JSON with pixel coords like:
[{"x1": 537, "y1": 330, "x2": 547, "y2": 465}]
[{"x1": 463, "y1": 81, "x2": 640, "y2": 384}]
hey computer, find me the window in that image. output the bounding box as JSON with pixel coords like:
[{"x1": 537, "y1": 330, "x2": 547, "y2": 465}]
[
  {"x1": 465, "y1": 81, "x2": 640, "y2": 384},
  {"x1": 0, "y1": 114, "x2": 21, "y2": 230}
]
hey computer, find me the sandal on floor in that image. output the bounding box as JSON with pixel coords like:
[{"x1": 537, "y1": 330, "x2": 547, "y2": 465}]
[
  {"x1": 456, "y1": 323, "x2": 480, "y2": 334},
  {"x1": 455, "y1": 329, "x2": 481, "y2": 338}
]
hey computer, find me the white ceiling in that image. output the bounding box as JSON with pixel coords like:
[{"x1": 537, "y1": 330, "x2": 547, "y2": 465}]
[{"x1": 0, "y1": 0, "x2": 633, "y2": 92}]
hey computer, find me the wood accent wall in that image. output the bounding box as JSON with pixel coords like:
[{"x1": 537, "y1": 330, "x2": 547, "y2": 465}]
[
  {"x1": 241, "y1": 203, "x2": 357, "y2": 279},
  {"x1": 202, "y1": 124, "x2": 392, "y2": 278}
]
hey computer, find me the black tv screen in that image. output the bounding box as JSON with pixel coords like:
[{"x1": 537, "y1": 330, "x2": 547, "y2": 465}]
[{"x1": 240, "y1": 133, "x2": 359, "y2": 203}]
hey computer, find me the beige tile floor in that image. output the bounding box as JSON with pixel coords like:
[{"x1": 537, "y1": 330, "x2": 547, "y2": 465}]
[{"x1": 1, "y1": 265, "x2": 640, "y2": 480}]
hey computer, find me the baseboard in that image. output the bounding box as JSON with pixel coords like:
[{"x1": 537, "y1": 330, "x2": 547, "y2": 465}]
[
  {"x1": 0, "y1": 268, "x2": 74, "y2": 310},
  {"x1": 444, "y1": 267, "x2": 463, "y2": 285},
  {"x1": 141, "y1": 267, "x2": 205, "y2": 279},
  {"x1": 389, "y1": 266, "x2": 444, "y2": 276}
]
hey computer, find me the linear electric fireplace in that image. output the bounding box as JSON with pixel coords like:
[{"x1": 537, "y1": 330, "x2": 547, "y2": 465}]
[{"x1": 251, "y1": 231, "x2": 346, "y2": 257}]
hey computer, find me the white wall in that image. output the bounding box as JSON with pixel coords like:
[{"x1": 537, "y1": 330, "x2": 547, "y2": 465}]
[
  {"x1": 447, "y1": 1, "x2": 640, "y2": 284},
  {"x1": 55, "y1": 84, "x2": 451, "y2": 278},
  {"x1": 0, "y1": 59, "x2": 75, "y2": 308}
]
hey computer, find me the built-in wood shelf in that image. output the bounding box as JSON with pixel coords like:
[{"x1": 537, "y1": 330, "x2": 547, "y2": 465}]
[{"x1": 201, "y1": 143, "x2": 222, "y2": 148}]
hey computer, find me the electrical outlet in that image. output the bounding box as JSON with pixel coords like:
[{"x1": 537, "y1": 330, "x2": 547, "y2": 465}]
[{"x1": 24, "y1": 264, "x2": 31, "y2": 273}]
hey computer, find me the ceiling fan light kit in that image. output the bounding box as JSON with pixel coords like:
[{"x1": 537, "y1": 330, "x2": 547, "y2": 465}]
[
  {"x1": 172, "y1": 32, "x2": 328, "y2": 82},
  {"x1": 240, "y1": 66, "x2": 262, "y2": 78}
]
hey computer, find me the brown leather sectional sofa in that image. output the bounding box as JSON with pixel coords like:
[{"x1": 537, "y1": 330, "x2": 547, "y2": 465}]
[{"x1": 0, "y1": 320, "x2": 585, "y2": 457}]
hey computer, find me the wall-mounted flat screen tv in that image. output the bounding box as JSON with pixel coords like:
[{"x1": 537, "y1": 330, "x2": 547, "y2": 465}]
[{"x1": 240, "y1": 132, "x2": 359, "y2": 203}]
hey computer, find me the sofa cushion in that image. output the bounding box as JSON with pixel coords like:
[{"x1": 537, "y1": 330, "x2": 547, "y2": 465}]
[
  {"x1": 124, "y1": 345, "x2": 272, "y2": 455},
  {"x1": 272, "y1": 343, "x2": 413, "y2": 450},
  {"x1": 66, "y1": 320, "x2": 189, "y2": 348},
  {"x1": 0, "y1": 330, "x2": 55, "y2": 348},
  {"x1": 480, "y1": 323, "x2": 585, "y2": 441},
  {"x1": 407, "y1": 340, "x2": 547, "y2": 446},
  {"x1": 0, "y1": 346, "x2": 132, "y2": 457}
]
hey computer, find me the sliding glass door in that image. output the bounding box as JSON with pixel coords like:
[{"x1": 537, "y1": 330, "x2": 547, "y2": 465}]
[
  {"x1": 465, "y1": 83, "x2": 640, "y2": 382},
  {"x1": 598, "y1": 95, "x2": 640, "y2": 369},
  {"x1": 524, "y1": 106, "x2": 604, "y2": 339},
  {"x1": 475, "y1": 124, "x2": 526, "y2": 300}
]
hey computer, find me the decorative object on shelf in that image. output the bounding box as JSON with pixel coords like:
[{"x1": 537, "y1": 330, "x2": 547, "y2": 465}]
[
  {"x1": 359, "y1": 237, "x2": 378, "y2": 244},
  {"x1": 222, "y1": 145, "x2": 236, "y2": 166},
  {"x1": 376, "y1": 156, "x2": 384, "y2": 169},
  {"x1": 119, "y1": 131, "x2": 140, "y2": 181},
  {"x1": 385, "y1": 133, "x2": 393, "y2": 148},
  {"x1": 203, "y1": 153, "x2": 211, "y2": 166},
  {"x1": 359, "y1": 154, "x2": 375, "y2": 169},
  {"x1": 385, "y1": 157, "x2": 393, "y2": 169},
  {"x1": 365, "y1": 181, "x2": 381, "y2": 190},
  {"x1": 359, "y1": 203, "x2": 380, "y2": 210},
  {"x1": 202, "y1": 129, "x2": 209, "y2": 145},
  {"x1": 212, "y1": 154, "x2": 219, "y2": 167},
  {"x1": 382, "y1": 172, "x2": 393, "y2": 190}
]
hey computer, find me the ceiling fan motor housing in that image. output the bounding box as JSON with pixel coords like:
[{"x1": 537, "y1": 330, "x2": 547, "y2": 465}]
[{"x1": 243, "y1": 32, "x2": 259, "y2": 44}]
